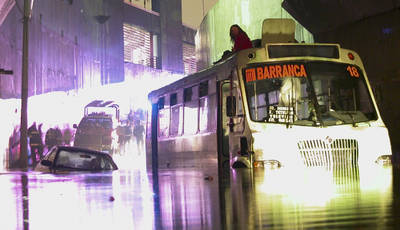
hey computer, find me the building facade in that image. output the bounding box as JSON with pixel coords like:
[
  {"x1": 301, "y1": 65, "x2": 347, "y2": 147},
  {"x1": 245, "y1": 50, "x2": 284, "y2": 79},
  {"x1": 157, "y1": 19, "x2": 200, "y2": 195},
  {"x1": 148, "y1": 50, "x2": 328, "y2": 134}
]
[{"x1": 0, "y1": 0, "x2": 196, "y2": 99}]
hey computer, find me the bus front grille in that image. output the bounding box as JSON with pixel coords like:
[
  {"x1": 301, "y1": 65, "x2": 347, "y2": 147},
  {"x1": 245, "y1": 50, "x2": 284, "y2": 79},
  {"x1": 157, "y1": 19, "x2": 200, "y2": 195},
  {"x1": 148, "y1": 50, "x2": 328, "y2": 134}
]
[{"x1": 297, "y1": 139, "x2": 359, "y2": 167}]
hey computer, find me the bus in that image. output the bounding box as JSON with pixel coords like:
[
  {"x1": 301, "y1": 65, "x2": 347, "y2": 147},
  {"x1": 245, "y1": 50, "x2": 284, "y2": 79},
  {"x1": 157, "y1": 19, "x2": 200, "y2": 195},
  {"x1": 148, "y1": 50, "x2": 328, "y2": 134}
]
[{"x1": 146, "y1": 19, "x2": 392, "y2": 171}]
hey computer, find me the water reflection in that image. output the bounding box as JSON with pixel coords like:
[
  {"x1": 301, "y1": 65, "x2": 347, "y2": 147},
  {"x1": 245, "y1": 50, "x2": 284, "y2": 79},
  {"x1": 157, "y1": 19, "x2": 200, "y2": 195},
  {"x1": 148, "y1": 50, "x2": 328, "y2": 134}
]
[
  {"x1": 2, "y1": 162, "x2": 399, "y2": 230},
  {"x1": 223, "y1": 165, "x2": 394, "y2": 229},
  {"x1": 21, "y1": 175, "x2": 29, "y2": 230},
  {"x1": 154, "y1": 168, "x2": 220, "y2": 230}
]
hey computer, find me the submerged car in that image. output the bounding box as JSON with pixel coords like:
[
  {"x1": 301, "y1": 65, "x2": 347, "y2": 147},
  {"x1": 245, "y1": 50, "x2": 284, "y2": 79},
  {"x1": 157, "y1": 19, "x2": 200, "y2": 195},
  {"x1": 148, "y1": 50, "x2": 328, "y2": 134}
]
[{"x1": 34, "y1": 146, "x2": 118, "y2": 172}]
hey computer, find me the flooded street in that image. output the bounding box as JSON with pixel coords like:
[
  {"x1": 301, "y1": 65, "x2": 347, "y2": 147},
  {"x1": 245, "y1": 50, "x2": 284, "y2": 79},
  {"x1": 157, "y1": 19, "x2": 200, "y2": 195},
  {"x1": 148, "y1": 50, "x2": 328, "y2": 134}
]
[
  {"x1": 0, "y1": 0, "x2": 398, "y2": 229},
  {"x1": 1, "y1": 148, "x2": 399, "y2": 230}
]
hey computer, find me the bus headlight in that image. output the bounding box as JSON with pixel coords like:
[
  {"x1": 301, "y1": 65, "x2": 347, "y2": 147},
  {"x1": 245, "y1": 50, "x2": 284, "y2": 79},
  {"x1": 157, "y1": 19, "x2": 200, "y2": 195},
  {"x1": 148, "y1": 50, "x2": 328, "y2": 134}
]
[
  {"x1": 253, "y1": 160, "x2": 282, "y2": 169},
  {"x1": 252, "y1": 132, "x2": 287, "y2": 168},
  {"x1": 264, "y1": 159, "x2": 282, "y2": 169},
  {"x1": 375, "y1": 155, "x2": 392, "y2": 166}
]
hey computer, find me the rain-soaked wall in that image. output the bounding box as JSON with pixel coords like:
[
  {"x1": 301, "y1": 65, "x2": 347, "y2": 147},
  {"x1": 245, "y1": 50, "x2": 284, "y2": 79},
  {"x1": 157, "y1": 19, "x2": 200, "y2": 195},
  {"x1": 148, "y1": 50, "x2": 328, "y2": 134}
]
[
  {"x1": 0, "y1": 0, "x2": 192, "y2": 170},
  {"x1": 0, "y1": 0, "x2": 192, "y2": 99},
  {"x1": 314, "y1": 9, "x2": 400, "y2": 152},
  {"x1": 195, "y1": 0, "x2": 314, "y2": 70},
  {"x1": 0, "y1": 0, "x2": 125, "y2": 98},
  {"x1": 0, "y1": 67, "x2": 183, "y2": 171}
]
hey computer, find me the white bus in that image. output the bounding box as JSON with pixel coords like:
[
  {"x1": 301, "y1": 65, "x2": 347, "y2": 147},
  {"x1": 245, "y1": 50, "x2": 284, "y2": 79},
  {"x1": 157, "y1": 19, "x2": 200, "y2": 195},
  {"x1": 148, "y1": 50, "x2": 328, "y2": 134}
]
[{"x1": 146, "y1": 19, "x2": 392, "y2": 170}]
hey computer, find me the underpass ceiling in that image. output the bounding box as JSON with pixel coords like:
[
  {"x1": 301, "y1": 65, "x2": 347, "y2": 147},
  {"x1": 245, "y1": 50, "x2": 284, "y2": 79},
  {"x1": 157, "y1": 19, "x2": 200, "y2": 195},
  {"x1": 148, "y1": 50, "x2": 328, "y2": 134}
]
[{"x1": 282, "y1": 0, "x2": 400, "y2": 34}]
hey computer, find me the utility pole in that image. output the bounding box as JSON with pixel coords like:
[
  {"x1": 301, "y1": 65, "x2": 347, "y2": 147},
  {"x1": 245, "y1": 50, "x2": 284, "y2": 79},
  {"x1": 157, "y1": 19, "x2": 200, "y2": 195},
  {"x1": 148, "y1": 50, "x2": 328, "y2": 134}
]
[{"x1": 19, "y1": 0, "x2": 31, "y2": 170}]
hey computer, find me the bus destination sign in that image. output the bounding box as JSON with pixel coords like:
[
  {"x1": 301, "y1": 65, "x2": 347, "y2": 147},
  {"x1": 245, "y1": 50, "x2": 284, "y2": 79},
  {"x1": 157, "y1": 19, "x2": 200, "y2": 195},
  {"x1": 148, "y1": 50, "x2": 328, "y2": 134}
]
[{"x1": 245, "y1": 64, "x2": 307, "y2": 83}]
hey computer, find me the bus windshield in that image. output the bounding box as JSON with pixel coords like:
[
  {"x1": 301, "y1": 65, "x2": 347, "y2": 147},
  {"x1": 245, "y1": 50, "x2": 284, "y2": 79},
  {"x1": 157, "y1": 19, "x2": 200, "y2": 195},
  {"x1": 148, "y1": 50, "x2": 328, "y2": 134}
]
[{"x1": 242, "y1": 61, "x2": 377, "y2": 126}]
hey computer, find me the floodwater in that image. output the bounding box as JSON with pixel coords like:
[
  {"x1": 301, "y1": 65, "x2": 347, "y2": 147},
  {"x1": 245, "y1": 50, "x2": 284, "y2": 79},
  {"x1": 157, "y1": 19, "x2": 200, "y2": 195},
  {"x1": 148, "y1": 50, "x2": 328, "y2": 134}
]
[{"x1": 1, "y1": 149, "x2": 400, "y2": 230}]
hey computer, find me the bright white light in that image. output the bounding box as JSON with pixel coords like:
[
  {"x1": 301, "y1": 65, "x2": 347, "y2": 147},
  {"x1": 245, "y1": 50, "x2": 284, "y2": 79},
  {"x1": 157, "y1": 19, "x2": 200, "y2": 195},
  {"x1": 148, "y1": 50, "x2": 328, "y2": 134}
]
[
  {"x1": 184, "y1": 106, "x2": 198, "y2": 134},
  {"x1": 0, "y1": 69, "x2": 183, "y2": 170},
  {"x1": 0, "y1": 176, "x2": 18, "y2": 229},
  {"x1": 257, "y1": 168, "x2": 339, "y2": 207}
]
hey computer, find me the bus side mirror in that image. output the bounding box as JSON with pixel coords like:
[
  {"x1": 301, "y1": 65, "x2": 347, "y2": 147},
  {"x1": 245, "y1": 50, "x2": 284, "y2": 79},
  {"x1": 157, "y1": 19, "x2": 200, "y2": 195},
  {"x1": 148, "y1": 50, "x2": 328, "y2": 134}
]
[
  {"x1": 73, "y1": 124, "x2": 78, "y2": 129},
  {"x1": 226, "y1": 96, "x2": 236, "y2": 117}
]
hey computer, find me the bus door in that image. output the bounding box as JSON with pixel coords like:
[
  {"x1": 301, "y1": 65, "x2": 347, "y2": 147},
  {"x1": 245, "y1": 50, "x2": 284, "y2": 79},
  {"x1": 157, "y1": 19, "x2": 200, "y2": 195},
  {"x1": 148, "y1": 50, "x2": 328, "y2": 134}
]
[
  {"x1": 218, "y1": 80, "x2": 247, "y2": 171},
  {"x1": 149, "y1": 102, "x2": 159, "y2": 171}
]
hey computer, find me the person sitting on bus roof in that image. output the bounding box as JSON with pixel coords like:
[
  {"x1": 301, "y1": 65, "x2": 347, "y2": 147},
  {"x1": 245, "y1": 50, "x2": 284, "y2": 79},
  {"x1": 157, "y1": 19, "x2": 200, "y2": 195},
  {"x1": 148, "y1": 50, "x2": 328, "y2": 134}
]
[
  {"x1": 230, "y1": 24, "x2": 253, "y2": 52},
  {"x1": 214, "y1": 24, "x2": 253, "y2": 65}
]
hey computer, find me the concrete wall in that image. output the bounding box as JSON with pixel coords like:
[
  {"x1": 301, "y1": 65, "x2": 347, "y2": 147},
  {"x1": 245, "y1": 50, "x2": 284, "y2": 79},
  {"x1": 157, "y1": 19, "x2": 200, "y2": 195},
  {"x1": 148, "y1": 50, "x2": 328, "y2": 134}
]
[
  {"x1": 159, "y1": 0, "x2": 184, "y2": 73},
  {"x1": 182, "y1": 25, "x2": 196, "y2": 45},
  {"x1": 0, "y1": 0, "x2": 190, "y2": 99},
  {"x1": 123, "y1": 2, "x2": 160, "y2": 34},
  {"x1": 0, "y1": 0, "x2": 125, "y2": 98},
  {"x1": 195, "y1": 0, "x2": 314, "y2": 70},
  {"x1": 315, "y1": 9, "x2": 400, "y2": 151}
]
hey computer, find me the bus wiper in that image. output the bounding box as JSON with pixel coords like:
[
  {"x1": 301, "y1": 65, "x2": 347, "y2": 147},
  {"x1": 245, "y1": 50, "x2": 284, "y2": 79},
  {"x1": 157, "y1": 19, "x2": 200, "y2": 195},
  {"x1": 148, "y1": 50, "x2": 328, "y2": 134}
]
[
  {"x1": 305, "y1": 72, "x2": 324, "y2": 127},
  {"x1": 344, "y1": 111, "x2": 357, "y2": 127},
  {"x1": 330, "y1": 111, "x2": 357, "y2": 127},
  {"x1": 310, "y1": 109, "x2": 321, "y2": 127},
  {"x1": 327, "y1": 110, "x2": 346, "y2": 124}
]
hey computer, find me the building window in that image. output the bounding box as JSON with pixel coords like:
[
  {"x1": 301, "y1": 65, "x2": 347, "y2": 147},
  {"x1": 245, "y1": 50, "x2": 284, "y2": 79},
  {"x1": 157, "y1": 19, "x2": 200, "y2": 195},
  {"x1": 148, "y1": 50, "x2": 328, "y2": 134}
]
[
  {"x1": 183, "y1": 43, "x2": 197, "y2": 75},
  {"x1": 123, "y1": 23, "x2": 160, "y2": 68},
  {"x1": 124, "y1": 0, "x2": 152, "y2": 11},
  {"x1": 152, "y1": 34, "x2": 161, "y2": 69},
  {"x1": 151, "y1": 0, "x2": 160, "y2": 12}
]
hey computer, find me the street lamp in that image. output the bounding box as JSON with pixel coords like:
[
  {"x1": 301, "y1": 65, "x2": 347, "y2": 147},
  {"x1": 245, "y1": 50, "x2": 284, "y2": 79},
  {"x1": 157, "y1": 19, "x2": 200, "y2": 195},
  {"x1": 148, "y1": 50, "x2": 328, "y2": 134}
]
[{"x1": 20, "y1": 0, "x2": 34, "y2": 170}]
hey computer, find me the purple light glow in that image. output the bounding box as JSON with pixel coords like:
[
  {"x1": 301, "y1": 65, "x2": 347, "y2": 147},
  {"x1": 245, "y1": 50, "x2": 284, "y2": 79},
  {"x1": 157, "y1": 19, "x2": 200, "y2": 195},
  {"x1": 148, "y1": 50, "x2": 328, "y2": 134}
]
[{"x1": 0, "y1": 66, "x2": 183, "y2": 170}]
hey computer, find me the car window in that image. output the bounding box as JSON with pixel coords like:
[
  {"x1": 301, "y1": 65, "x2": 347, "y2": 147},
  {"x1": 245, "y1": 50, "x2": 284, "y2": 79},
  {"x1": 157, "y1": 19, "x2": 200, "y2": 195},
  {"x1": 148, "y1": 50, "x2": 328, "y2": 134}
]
[
  {"x1": 78, "y1": 117, "x2": 113, "y2": 132},
  {"x1": 99, "y1": 156, "x2": 114, "y2": 170},
  {"x1": 54, "y1": 150, "x2": 115, "y2": 170},
  {"x1": 43, "y1": 147, "x2": 57, "y2": 162}
]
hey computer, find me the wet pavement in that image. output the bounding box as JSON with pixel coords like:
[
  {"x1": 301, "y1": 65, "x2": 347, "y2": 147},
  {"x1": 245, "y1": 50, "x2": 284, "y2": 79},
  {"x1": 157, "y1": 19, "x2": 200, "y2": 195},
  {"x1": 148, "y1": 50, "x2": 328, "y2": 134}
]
[{"x1": 2, "y1": 148, "x2": 400, "y2": 230}]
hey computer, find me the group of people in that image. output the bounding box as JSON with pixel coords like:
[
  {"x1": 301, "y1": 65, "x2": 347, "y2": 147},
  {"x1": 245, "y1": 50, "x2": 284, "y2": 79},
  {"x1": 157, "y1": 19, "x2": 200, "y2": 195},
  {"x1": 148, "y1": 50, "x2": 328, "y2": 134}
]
[
  {"x1": 116, "y1": 109, "x2": 145, "y2": 154},
  {"x1": 26, "y1": 123, "x2": 73, "y2": 166}
]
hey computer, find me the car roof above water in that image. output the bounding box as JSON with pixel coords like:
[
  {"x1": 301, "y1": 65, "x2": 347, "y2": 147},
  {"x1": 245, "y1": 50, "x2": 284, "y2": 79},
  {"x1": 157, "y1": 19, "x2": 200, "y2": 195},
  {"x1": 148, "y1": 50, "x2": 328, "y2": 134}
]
[{"x1": 56, "y1": 146, "x2": 110, "y2": 156}]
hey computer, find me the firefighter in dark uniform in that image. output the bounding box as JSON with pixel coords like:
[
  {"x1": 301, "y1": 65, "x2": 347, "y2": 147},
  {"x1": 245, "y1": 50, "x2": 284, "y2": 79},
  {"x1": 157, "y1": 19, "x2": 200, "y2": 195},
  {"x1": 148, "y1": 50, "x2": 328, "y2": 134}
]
[{"x1": 28, "y1": 122, "x2": 44, "y2": 166}]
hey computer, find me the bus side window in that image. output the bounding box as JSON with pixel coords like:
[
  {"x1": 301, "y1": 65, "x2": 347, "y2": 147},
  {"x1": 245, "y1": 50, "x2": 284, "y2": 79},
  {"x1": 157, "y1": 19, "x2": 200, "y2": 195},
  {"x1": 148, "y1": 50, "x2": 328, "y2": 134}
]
[
  {"x1": 184, "y1": 86, "x2": 199, "y2": 135},
  {"x1": 226, "y1": 86, "x2": 243, "y2": 117},
  {"x1": 170, "y1": 92, "x2": 183, "y2": 136},
  {"x1": 199, "y1": 81, "x2": 209, "y2": 132},
  {"x1": 158, "y1": 97, "x2": 165, "y2": 109},
  {"x1": 237, "y1": 88, "x2": 243, "y2": 116},
  {"x1": 226, "y1": 96, "x2": 236, "y2": 117},
  {"x1": 158, "y1": 96, "x2": 169, "y2": 137}
]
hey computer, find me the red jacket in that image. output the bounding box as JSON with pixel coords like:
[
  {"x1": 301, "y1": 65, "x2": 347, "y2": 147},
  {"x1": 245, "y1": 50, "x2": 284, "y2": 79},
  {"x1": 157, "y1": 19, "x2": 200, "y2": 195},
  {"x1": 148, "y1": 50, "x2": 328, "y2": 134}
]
[{"x1": 233, "y1": 33, "x2": 253, "y2": 52}]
